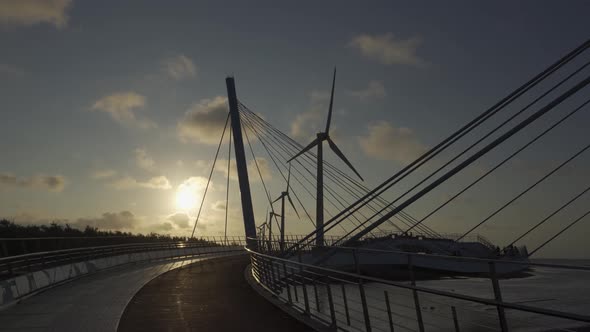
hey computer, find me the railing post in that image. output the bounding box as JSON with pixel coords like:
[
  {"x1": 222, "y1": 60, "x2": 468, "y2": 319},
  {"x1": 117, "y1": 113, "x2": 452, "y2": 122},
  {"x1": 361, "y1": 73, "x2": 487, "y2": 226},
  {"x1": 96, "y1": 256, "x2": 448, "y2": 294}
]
[
  {"x1": 283, "y1": 262, "x2": 292, "y2": 304},
  {"x1": 353, "y1": 249, "x2": 372, "y2": 332},
  {"x1": 385, "y1": 291, "x2": 395, "y2": 332},
  {"x1": 298, "y1": 248, "x2": 310, "y2": 315},
  {"x1": 341, "y1": 284, "x2": 351, "y2": 326},
  {"x1": 451, "y1": 306, "x2": 460, "y2": 332},
  {"x1": 326, "y1": 283, "x2": 337, "y2": 328},
  {"x1": 1, "y1": 240, "x2": 8, "y2": 258},
  {"x1": 408, "y1": 255, "x2": 425, "y2": 332},
  {"x1": 264, "y1": 257, "x2": 272, "y2": 288},
  {"x1": 269, "y1": 258, "x2": 279, "y2": 294},
  {"x1": 20, "y1": 240, "x2": 27, "y2": 255},
  {"x1": 250, "y1": 254, "x2": 257, "y2": 280},
  {"x1": 313, "y1": 280, "x2": 320, "y2": 312},
  {"x1": 293, "y1": 271, "x2": 299, "y2": 302},
  {"x1": 489, "y1": 261, "x2": 509, "y2": 332}
]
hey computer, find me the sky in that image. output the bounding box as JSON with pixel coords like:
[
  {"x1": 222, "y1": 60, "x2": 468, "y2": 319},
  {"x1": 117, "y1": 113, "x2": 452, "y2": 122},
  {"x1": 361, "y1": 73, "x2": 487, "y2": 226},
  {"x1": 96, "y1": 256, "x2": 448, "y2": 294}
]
[{"x1": 1, "y1": 0, "x2": 589, "y2": 258}]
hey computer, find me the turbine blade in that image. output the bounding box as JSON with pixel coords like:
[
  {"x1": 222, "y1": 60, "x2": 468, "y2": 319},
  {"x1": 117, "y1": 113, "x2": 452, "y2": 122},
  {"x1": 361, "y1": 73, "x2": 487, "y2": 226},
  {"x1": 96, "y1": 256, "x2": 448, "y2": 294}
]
[
  {"x1": 327, "y1": 137, "x2": 364, "y2": 181},
  {"x1": 325, "y1": 67, "x2": 336, "y2": 133},
  {"x1": 287, "y1": 137, "x2": 320, "y2": 162},
  {"x1": 287, "y1": 194, "x2": 300, "y2": 219},
  {"x1": 272, "y1": 196, "x2": 282, "y2": 204}
]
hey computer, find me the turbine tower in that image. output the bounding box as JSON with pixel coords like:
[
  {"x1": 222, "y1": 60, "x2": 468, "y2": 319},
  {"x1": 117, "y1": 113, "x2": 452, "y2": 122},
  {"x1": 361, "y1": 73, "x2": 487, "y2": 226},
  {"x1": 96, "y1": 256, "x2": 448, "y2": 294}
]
[
  {"x1": 272, "y1": 165, "x2": 300, "y2": 252},
  {"x1": 288, "y1": 68, "x2": 363, "y2": 247},
  {"x1": 266, "y1": 210, "x2": 281, "y2": 252}
]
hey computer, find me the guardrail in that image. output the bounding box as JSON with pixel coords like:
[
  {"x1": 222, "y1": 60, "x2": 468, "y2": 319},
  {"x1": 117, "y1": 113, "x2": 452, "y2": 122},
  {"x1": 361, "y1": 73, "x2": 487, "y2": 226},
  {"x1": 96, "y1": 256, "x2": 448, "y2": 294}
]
[
  {"x1": 247, "y1": 244, "x2": 590, "y2": 332},
  {"x1": 0, "y1": 237, "x2": 246, "y2": 280},
  {"x1": 0, "y1": 237, "x2": 247, "y2": 309},
  {"x1": 0, "y1": 235, "x2": 246, "y2": 257}
]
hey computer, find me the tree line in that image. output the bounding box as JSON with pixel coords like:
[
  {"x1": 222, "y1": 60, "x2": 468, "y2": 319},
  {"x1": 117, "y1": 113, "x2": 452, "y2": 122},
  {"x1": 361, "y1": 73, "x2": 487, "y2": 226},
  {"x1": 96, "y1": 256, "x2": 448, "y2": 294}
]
[{"x1": 0, "y1": 219, "x2": 187, "y2": 240}]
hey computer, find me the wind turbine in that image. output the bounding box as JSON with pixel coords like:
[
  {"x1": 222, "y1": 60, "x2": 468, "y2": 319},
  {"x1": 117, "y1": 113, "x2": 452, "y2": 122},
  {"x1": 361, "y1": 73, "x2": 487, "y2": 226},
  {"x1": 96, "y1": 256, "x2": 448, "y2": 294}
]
[
  {"x1": 288, "y1": 68, "x2": 363, "y2": 247},
  {"x1": 257, "y1": 222, "x2": 267, "y2": 249},
  {"x1": 272, "y1": 165, "x2": 300, "y2": 252},
  {"x1": 266, "y1": 209, "x2": 281, "y2": 252}
]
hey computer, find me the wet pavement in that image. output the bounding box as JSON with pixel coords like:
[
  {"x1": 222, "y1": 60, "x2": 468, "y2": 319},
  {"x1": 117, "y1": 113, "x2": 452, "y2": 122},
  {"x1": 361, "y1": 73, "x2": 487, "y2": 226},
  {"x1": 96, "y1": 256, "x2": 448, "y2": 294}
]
[{"x1": 118, "y1": 255, "x2": 312, "y2": 332}]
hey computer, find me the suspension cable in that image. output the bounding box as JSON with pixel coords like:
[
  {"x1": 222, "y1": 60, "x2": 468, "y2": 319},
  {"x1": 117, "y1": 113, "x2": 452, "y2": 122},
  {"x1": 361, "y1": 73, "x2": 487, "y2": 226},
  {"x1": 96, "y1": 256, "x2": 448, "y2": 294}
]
[
  {"x1": 507, "y1": 184, "x2": 590, "y2": 247},
  {"x1": 528, "y1": 208, "x2": 590, "y2": 257},
  {"x1": 240, "y1": 111, "x2": 315, "y2": 226},
  {"x1": 242, "y1": 114, "x2": 278, "y2": 214},
  {"x1": 456, "y1": 141, "x2": 590, "y2": 242},
  {"x1": 338, "y1": 75, "x2": 590, "y2": 247},
  {"x1": 333, "y1": 59, "x2": 590, "y2": 242},
  {"x1": 408, "y1": 97, "x2": 590, "y2": 234},
  {"x1": 239, "y1": 106, "x2": 424, "y2": 236},
  {"x1": 191, "y1": 113, "x2": 230, "y2": 238},
  {"x1": 239, "y1": 107, "x2": 386, "y2": 236},
  {"x1": 240, "y1": 104, "x2": 440, "y2": 237},
  {"x1": 284, "y1": 40, "x2": 590, "y2": 251}
]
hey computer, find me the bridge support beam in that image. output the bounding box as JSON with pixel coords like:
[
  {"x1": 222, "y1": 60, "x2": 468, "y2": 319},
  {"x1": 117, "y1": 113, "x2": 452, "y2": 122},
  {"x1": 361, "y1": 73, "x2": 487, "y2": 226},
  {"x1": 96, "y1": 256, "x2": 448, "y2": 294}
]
[{"x1": 226, "y1": 77, "x2": 257, "y2": 247}]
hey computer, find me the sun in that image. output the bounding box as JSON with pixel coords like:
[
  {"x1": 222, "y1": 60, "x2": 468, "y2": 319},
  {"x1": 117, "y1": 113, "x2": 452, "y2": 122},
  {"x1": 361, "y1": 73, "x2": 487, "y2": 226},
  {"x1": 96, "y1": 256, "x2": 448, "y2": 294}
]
[
  {"x1": 175, "y1": 186, "x2": 198, "y2": 211},
  {"x1": 175, "y1": 177, "x2": 206, "y2": 212}
]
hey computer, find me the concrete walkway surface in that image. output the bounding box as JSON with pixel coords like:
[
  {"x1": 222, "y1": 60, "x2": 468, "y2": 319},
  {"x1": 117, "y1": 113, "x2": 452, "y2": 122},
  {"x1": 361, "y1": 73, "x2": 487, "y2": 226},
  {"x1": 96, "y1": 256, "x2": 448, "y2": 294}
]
[
  {"x1": 118, "y1": 255, "x2": 313, "y2": 332},
  {"x1": 0, "y1": 252, "x2": 241, "y2": 331}
]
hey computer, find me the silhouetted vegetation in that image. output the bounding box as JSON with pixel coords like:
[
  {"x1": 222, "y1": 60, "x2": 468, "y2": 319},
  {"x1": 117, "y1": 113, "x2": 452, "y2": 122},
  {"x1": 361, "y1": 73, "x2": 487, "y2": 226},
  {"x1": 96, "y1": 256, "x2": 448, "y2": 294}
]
[
  {"x1": 0, "y1": 219, "x2": 210, "y2": 257},
  {"x1": 0, "y1": 219, "x2": 186, "y2": 240}
]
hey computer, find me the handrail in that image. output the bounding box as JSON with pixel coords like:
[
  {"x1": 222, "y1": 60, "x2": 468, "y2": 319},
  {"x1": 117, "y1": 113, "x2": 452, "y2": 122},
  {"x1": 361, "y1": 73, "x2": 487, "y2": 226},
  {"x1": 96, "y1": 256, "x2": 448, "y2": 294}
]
[
  {"x1": 247, "y1": 247, "x2": 590, "y2": 327},
  {"x1": 0, "y1": 236, "x2": 150, "y2": 240},
  {"x1": 250, "y1": 237, "x2": 590, "y2": 272},
  {"x1": 0, "y1": 241, "x2": 191, "y2": 263},
  {"x1": 0, "y1": 238, "x2": 246, "y2": 279},
  {"x1": 0, "y1": 235, "x2": 247, "y2": 257}
]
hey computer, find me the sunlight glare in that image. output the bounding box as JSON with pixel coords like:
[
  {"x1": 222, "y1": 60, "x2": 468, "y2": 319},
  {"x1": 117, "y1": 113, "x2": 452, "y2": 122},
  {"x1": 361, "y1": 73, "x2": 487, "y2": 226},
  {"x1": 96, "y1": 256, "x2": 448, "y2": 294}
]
[{"x1": 176, "y1": 185, "x2": 198, "y2": 211}]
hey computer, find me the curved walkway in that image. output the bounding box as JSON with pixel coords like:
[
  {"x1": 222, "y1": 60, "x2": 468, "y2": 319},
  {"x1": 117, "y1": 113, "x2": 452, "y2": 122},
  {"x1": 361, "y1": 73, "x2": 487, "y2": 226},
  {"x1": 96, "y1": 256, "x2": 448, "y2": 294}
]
[
  {"x1": 118, "y1": 255, "x2": 312, "y2": 332},
  {"x1": 0, "y1": 252, "x2": 240, "y2": 331}
]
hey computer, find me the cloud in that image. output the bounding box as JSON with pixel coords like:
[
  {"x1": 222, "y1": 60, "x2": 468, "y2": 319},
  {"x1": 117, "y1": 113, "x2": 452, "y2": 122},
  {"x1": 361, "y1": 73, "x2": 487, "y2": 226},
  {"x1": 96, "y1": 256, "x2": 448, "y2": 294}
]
[
  {"x1": 163, "y1": 55, "x2": 197, "y2": 80},
  {"x1": 358, "y1": 121, "x2": 427, "y2": 164},
  {"x1": 349, "y1": 33, "x2": 424, "y2": 66},
  {"x1": 176, "y1": 176, "x2": 208, "y2": 196},
  {"x1": 0, "y1": 0, "x2": 73, "y2": 29},
  {"x1": 91, "y1": 169, "x2": 116, "y2": 179},
  {"x1": 92, "y1": 92, "x2": 156, "y2": 129},
  {"x1": 177, "y1": 96, "x2": 228, "y2": 145},
  {"x1": 214, "y1": 157, "x2": 272, "y2": 182},
  {"x1": 167, "y1": 212, "x2": 191, "y2": 228},
  {"x1": 109, "y1": 175, "x2": 171, "y2": 190},
  {"x1": 350, "y1": 81, "x2": 386, "y2": 100},
  {"x1": 156, "y1": 222, "x2": 174, "y2": 232},
  {"x1": 5, "y1": 211, "x2": 68, "y2": 225},
  {"x1": 247, "y1": 158, "x2": 272, "y2": 182},
  {"x1": 135, "y1": 148, "x2": 156, "y2": 172},
  {"x1": 0, "y1": 173, "x2": 66, "y2": 192},
  {"x1": 290, "y1": 90, "x2": 329, "y2": 140},
  {"x1": 74, "y1": 211, "x2": 138, "y2": 230}
]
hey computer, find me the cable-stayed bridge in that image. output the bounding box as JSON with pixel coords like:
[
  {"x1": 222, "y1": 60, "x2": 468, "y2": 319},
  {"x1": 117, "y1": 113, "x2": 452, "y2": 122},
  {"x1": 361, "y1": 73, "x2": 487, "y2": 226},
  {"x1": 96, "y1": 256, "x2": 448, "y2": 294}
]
[{"x1": 2, "y1": 39, "x2": 590, "y2": 331}]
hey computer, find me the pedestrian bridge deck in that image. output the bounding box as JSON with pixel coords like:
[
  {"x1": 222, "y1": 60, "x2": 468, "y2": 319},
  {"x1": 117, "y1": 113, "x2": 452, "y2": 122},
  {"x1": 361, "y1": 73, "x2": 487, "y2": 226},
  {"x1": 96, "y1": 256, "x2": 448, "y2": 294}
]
[
  {"x1": 0, "y1": 252, "x2": 295, "y2": 331},
  {"x1": 118, "y1": 255, "x2": 311, "y2": 332}
]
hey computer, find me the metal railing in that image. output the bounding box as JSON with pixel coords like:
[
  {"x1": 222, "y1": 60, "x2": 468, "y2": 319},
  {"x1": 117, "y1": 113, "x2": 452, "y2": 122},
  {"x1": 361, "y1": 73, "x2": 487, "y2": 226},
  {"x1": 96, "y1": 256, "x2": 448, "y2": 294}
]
[
  {"x1": 247, "y1": 243, "x2": 590, "y2": 332},
  {"x1": 0, "y1": 236, "x2": 247, "y2": 280},
  {"x1": 0, "y1": 235, "x2": 247, "y2": 257}
]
